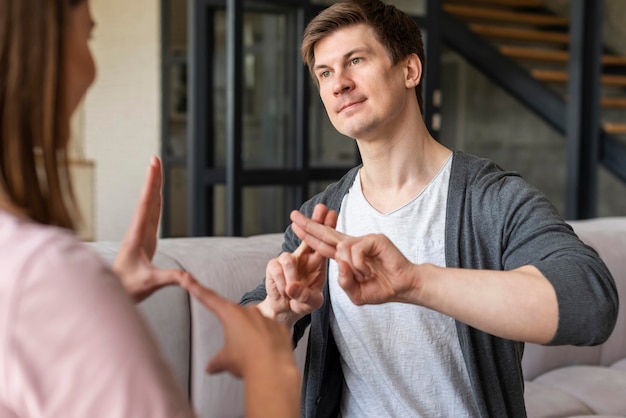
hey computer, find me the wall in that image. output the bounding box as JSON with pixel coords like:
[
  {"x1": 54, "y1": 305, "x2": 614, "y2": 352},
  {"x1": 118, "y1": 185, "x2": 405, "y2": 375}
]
[{"x1": 84, "y1": 0, "x2": 161, "y2": 240}]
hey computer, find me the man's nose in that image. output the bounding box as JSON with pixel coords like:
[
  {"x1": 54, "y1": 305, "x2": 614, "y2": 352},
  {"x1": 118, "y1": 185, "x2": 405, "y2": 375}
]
[{"x1": 332, "y1": 70, "x2": 354, "y2": 95}]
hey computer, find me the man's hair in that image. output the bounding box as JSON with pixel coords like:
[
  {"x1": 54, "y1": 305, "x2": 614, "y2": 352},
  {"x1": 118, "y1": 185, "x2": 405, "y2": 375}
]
[
  {"x1": 0, "y1": 0, "x2": 85, "y2": 229},
  {"x1": 301, "y1": 0, "x2": 426, "y2": 113}
]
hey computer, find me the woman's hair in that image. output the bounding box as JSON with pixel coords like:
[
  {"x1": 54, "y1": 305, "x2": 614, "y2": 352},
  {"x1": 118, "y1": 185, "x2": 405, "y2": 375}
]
[
  {"x1": 301, "y1": 0, "x2": 426, "y2": 113},
  {"x1": 0, "y1": 0, "x2": 84, "y2": 229}
]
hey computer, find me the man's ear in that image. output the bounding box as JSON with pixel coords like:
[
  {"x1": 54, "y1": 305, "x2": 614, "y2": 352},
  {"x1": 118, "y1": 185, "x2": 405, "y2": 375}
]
[{"x1": 404, "y1": 53, "x2": 422, "y2": 89}]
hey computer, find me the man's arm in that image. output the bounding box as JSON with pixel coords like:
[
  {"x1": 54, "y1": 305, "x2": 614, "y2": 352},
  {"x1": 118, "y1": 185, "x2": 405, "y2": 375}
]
[{"x1": 289, "y1": 204, "x2": 609, "y2": 345}]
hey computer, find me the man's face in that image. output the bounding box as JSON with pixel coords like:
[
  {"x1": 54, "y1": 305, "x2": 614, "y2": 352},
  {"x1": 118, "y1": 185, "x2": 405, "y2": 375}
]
[{"x1": 312, "y1": 24, "x2": 413, "y2": 142}]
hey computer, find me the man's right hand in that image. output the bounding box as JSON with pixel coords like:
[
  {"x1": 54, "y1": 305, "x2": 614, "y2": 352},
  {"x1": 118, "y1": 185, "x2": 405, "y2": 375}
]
[{"x1": 257, "y1": 204, "x2": 338, "y2": 326}]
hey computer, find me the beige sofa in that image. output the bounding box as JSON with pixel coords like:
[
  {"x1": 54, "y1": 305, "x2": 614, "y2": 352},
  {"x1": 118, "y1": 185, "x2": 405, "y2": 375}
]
[{"x1": 92, "y1": 217, "x2": 626, "y2": 418}]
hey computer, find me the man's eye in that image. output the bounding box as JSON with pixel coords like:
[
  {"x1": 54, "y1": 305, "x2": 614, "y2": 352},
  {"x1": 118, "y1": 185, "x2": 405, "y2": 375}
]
[
  {"x1": 350, "y1": 58, "x2": 362, "y2": 65},
  {"x1": 320, "y1": 70, "x2": 331, "y2": 79}
]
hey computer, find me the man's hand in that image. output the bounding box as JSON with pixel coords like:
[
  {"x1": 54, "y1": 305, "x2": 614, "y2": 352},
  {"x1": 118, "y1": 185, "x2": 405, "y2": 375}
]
[
  {"x1": 113, "y1": 156, "x2": 186, "y2": 302},
  {"x1": 258, "y1": 204, "x2": 338, "y2": 324},
  {"x1": 289, "y1": 205, "x2": 419, "y2": 305},
  {"x1": 290, "y1": 205, "x2": 560, "y2": 344}
]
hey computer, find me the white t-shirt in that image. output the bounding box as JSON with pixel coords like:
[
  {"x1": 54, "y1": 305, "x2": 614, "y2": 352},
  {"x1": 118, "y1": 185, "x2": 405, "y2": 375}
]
[
  {"x1": 329, "y1": 156, "x2": 480, "y2": 417},
  {"x1": 0, "y1": 210, "x2": 195, "y2": 418}
]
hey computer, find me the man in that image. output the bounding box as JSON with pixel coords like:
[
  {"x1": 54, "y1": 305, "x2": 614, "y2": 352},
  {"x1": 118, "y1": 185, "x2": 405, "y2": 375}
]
[{"x1": 241, "y1": 0, "x2": 618, "y2": 416}]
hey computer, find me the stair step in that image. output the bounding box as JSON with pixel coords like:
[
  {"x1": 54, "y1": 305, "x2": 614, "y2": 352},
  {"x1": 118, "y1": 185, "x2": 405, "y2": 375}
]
[
  {"x1": 603, "y1": 55, "x2": 626, "y2": 66},
  {"x1": 602, "y1": 97, "x2": 626, "y2": 108},
  {"x1": 445, "y1": 0, "x2": 544, "y2": 7},
  {"x1": 470, "y1": 24, "x2": 569, "y2": 44},
  {"x1": 603, "y1": 123, "x2": 626, "y2": 134},
  {"x1": 532, "y1": 69, "x2": 626, "y2": 87},
  {"x1": 500, "y1": 46, "x2": 566, "y2": 62},
  {"x1": 444, "y1": 4, "x2": 569, "y2": 27},
  {"x1": 499, "y1": 46, "x2": 626, "y2": 66}
]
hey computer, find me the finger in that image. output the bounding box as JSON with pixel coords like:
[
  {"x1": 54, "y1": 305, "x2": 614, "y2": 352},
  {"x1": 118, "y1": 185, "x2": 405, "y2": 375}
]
[
  {"x1": 336, "y1": 259, "x2": 355, "y2": 288},
  {"x1": 291, "y1": 204, "x2": 331, "y2": 258},
  {"x1": 181, "y1": 274, "x2": 232, "y2": 322},
  {"x1": 144, "y1": 156, "x2": 163, "y2": 241},
  {"x1": 336, "y1": 259, "x2": 365, "y2": 304},
  {"x1": 290, "y1": 209, "x2": 344, "y2": 249},
  {"x1": 324, "y1": 208, "x2": 338, "y2": 228},
  {"x1": 123, "y1": 157, "x2": 162, "y2": 247},
  {"x1": 311, "y1": 203, "x2": 329, "y2": 224},
  {"x1": 278, "y1": 251, "x2": 304, "y2": 289},
  {"x1": 295, "y1": 206, "x2": 338, "y2": 260},
  {"x1": 291, "y1": 221, "x2": 337, "y2": 260},
  {"x1": 336, "y1": 240, "x2": 371, "y2": 281},
  {"x1": 266, "y1": 258, "x2": 288, "y2": 298},
  {"x1": 291, "y1": 238, "x2": 311, "y2": 259},
  {"x1": 206, "y1": 349, "x2": 240, "y2": 377},
  {"x1": 150, "y1": 269, "x2": 188, "y2": 288},
  {"x1": 286, "y1": 282, "x2": 324, "y2": 313}
]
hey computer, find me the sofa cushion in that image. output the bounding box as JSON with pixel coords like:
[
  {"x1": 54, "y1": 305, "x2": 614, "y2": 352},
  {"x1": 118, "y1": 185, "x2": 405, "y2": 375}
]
[
  {"x1": 531, "y1": 366, "x2": 626, "y2": 416},
  {"x1": 612, "y1": 358, "x2": 626, "y2": 372},
  {"x1": 569, "y1": 218, "x2": 626, "y2": 368},
  {"x1": 524, "y1": 380, "x2": 594, "y2": 418}
]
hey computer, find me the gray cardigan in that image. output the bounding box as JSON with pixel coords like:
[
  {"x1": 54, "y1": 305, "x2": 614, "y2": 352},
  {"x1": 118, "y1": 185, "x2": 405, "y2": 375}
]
[{"x1": 241, "y1": 151, "x2": 618, "y2": 417}]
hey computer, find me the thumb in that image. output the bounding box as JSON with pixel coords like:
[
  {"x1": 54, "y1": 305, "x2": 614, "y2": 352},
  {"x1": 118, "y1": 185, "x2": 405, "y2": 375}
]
[
  {"x1": 153, "y1": 269, "x2": 187, "y2": 287},
  {"x1": 206, "y1": 349, "x2": 241, "y2": 378}
]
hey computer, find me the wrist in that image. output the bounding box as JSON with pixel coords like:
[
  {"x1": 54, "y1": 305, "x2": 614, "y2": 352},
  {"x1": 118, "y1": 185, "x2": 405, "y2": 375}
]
[
  {"x1": 244, "y1": 361, "x2": 300, "y2": 418},
  {"x1": 400, "y1": 262, "x2": 431, "y2": 305}
]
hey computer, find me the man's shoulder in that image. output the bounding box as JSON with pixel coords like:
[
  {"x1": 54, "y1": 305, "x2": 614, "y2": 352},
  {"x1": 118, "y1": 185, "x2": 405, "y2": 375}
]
[
  {"x1": 301, "y1": 166, "x2": 360, "y2": 213},
  {"x1": 452, "y1": 151, "x2": 504, "y2": 174},
  {"x1": 451, "y1": 151, "x2": 522, "y2": 186}
]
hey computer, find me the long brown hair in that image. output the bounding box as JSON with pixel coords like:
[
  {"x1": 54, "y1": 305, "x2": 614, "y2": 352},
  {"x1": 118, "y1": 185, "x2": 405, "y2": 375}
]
[
  {"x1": 0, "y1": 0, "x2": 84, "y2": 229},
  {"x1": 301, "y1": 0, "x2": 426, "y2": 113}
]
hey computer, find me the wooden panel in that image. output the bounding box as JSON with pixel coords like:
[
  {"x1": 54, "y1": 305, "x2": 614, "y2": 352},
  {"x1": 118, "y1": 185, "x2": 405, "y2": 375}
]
[
  {"x1": 469, "y1": 24, "x2": 569, "y2": 44},
  {"x1": 603, "y1": 123, "x2": 626, "y2": 135},
  {"x1": 500, "y1": 45, "x2": 568, "y2": 62},
  {"x1": 532, "y1": 69, "x2": 626, "y2": 87},
  {"x1": 602, "y1": 55, "x2": 626, "y2": 66},
  {"x1": 602, "y1": 97, "x2": 626, "y2": 108},
  {"x1": 499, "y1": 46, "x2": 626, "y2": 66},
  {"x1": 445, "y1": 0, "x2": 544, "y2": 7},
  {"x1": 444, "y1": 4, "x2": 568, "y2": 26},
  {"x1": 602, "y1": 74, "x2": 626, "y2": 87}
]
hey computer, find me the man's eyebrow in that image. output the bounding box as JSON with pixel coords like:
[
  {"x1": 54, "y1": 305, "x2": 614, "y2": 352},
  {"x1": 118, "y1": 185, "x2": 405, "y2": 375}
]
[{"x1": 313, "y1": 47, "x2": 369, "y2": 71}]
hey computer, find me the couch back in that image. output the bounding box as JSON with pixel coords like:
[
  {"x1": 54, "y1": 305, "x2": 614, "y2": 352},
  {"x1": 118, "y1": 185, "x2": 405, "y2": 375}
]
[
  {"x1": 92, "y1": 217, "x2": 626, "y2": 416},
  {"x1": 522, "y1": 217, "x2": 626, "y2": 380}
]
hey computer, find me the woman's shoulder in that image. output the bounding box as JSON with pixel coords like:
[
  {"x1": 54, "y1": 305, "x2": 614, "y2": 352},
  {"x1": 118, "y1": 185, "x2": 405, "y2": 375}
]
[
  {"x1": 0, "y1": 211, "x2": 119, "y2": 333},
  {"x1": 0, "y1": 210, "x2": 103, "y2": 277},
  {"x1": 0, "y1": 211, "x2": 192, "y2": 418}
]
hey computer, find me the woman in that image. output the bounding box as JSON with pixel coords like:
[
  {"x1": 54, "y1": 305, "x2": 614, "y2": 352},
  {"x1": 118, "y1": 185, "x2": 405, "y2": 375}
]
[{"x1": 0, "y1": 1, "x2": 300, "y2": 417}]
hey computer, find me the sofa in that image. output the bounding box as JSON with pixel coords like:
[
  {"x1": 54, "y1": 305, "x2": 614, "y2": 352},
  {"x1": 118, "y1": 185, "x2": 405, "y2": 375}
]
[{"x1": 91, "y1": 217, "x2": 626, "y2": 418}]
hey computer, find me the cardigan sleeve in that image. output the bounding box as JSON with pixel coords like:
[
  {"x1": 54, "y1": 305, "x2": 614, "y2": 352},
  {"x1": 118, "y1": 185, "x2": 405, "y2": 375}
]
[{"x1": 467, "y1": 161, "x2": 618, "y2": 346}]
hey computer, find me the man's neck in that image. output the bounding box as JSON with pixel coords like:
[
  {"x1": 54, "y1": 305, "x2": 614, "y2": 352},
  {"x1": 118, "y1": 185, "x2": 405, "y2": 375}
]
[{"x1": 357, "y1": 134, "x2": 452, "y2": 214}]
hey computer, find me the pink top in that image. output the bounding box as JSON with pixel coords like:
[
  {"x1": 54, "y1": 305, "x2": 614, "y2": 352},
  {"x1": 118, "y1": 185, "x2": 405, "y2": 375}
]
[{"x1": 0, "y1": 211, "x2": 195, "y2": 418}]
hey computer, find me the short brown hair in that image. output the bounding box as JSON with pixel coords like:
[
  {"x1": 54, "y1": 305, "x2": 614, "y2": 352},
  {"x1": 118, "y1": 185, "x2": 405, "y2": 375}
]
[
  {"x1": 0, "y1": 0, "x2": 85, "y2": 229},
  {"x1": 301, "y1": 0, "x2": 426, "y2": 113}
]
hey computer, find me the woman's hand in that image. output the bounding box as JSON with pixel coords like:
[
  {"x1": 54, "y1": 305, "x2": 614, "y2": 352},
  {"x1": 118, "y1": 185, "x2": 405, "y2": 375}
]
[
  {"x1": 181, "y1": 275, "x2": 301, "y2": 418},
  {"x1": 113, "y1": 156, "x2": 186, "y2": 302}
]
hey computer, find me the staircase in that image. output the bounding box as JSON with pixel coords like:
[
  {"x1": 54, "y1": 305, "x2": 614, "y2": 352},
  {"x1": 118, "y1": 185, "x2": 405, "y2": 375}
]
[{"x1": 443, "y1": 0, "x2": 626, "y2": 135}]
